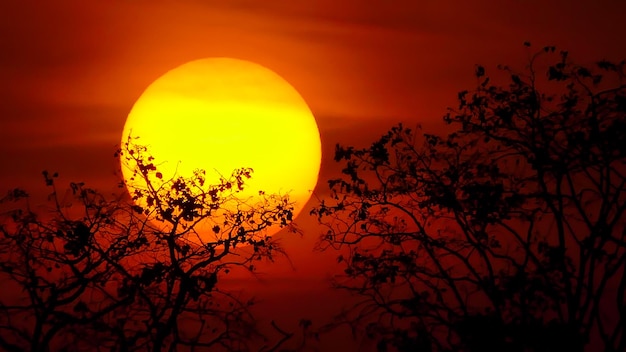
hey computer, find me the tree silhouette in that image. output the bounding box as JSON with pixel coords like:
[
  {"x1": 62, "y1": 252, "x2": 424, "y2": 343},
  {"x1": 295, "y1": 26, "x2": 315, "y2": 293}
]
[
  {"x1": 0, "y1": 138, "x2": 297, "y2": 351},
  {"x1": 312, "y1": 46, "x2": 626, "y2": 352}
]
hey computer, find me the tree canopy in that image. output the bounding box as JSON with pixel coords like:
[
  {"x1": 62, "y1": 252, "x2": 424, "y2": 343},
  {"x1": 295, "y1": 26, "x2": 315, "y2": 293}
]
[
  {"x1": 312, "y1": 46, "x2": 626, "y2": 352},
  {"x1": 0, "y1": 138, "x2": 296, "y2": 351}
]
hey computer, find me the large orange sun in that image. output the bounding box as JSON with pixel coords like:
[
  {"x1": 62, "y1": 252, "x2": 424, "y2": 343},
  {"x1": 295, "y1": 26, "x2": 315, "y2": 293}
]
[{"x1": 121, "y1": 58, "x2": 321, "y2": 242}]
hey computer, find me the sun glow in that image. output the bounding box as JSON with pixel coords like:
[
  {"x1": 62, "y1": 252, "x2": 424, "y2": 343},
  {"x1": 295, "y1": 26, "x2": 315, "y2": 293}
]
[{"x1": 121, "y1": 58, "x2": 321, "y2": 242}]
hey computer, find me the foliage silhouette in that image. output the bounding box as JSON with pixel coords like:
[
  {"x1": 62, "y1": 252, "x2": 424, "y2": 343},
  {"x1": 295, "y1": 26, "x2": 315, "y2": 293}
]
[
  {"x1": 312, "y1": 46, "x2": 626, "y2": 352},
  {"x1": 0, "y1": 138, "x2": 298, "y2": 351}
]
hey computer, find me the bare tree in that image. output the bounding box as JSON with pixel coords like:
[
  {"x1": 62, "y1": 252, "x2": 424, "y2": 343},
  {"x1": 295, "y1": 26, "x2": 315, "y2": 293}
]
[
  {"x1": 312, "y1": 46, "x2": 626, "y2": 351},
  {"x1": 0, "y1": 138, "x2": 297, "y2": 351}
]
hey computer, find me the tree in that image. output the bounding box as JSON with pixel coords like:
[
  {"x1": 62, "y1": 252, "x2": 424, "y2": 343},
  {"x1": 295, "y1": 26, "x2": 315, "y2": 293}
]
[
  {"x1": 312, "y1": 46, "x2": 626, "y2": 351},
  {"x1": 0, "y1": 138, "x2": 297, "y2": 351}
]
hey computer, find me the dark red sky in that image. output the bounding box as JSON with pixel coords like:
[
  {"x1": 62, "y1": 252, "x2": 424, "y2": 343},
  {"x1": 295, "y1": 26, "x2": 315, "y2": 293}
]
[{"x1": 2, "y1": 1, "x2": 626, "y2": 350}]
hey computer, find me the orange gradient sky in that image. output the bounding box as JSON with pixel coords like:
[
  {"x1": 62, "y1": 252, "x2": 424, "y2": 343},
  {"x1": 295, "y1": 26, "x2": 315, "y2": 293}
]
[{"x1": 2, "y1": 1, "x2": 626, "y2": 349}]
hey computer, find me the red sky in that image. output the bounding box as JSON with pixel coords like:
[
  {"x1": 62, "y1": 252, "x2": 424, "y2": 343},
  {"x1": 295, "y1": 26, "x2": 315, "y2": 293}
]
[{"x1": 2, "y1": 0, "x2": 626, "y2": 350}]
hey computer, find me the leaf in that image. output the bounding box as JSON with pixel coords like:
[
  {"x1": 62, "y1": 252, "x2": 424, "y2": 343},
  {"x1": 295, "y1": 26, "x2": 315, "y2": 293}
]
[
  {"x1": 577, "y1": 67, "x2": 591, "y2": 78},
  {"x1": 475, "y1": 65, "x2": 485, "y2": 78}
]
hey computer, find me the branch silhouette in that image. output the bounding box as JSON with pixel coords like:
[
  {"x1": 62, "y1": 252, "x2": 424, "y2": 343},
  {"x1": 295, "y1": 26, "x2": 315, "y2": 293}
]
[
  {"x1": 312, "y1": 45, "x2": 626, "y2": 352},
  {"x1": 0, "y1": 139, "x2": 299, "y2": 351}
]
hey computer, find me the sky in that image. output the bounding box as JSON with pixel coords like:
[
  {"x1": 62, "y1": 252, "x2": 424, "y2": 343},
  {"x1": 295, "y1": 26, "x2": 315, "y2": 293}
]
[{"x1": 2, "y1": 0, "x2": 626, "y2": 350}]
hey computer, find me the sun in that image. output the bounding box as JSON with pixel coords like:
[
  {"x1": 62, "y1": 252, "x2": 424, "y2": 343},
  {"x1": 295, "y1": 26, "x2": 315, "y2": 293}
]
[{"x1": 121, "y1": 58, "x2": 321, "y2": 243}]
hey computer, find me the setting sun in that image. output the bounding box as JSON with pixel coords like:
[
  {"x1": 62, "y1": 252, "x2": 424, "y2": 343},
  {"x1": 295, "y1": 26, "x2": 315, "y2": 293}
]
[{"x1": 121, "y1": 58, "x2": 321, "y2": 242}]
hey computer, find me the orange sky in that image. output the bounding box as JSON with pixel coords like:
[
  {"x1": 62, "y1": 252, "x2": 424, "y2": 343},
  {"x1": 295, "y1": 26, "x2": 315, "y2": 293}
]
[{"x1": 2, "y1": 1, "x2": 626, "y2": 350}]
